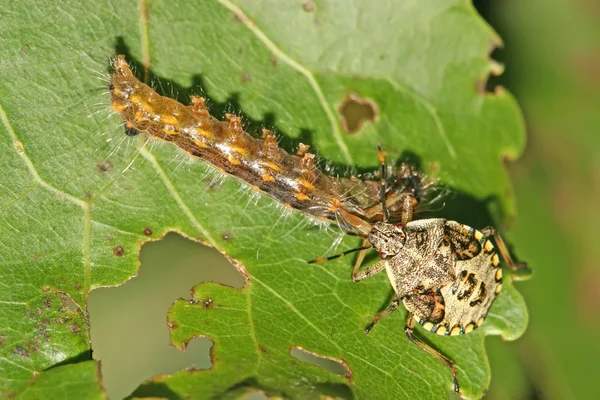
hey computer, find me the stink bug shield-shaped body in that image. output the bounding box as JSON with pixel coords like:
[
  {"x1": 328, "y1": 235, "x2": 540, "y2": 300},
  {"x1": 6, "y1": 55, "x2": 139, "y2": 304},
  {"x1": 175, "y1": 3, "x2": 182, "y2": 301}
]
[
  {"x1": 310, "y1": 145, "x2": 524, "y2": 394},
  {"x1": 369, "y1": 219, "x2": 502, "y2": 335}
]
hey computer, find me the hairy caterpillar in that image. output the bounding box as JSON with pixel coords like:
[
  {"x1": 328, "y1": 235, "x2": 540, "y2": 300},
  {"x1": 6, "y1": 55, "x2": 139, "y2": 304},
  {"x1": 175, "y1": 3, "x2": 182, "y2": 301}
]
[{"x1": 108, "y1": 55, "x2": 431, "y2": 233}]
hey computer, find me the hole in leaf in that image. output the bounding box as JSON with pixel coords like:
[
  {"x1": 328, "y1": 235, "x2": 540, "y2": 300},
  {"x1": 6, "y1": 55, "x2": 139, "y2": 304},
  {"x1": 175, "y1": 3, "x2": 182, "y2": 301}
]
[
  {"x1": 290, "y1": 346, "x2": 353, "y2": 382},
  {"x1": 338, "y1": 94, "x2": 378, "y2": 134},
  {"x1": 88, "y1": 232, "x2": 244, "y2": 399},
  {"x1": 55, "y1": 292, "x2": 80, "y2": 313}
]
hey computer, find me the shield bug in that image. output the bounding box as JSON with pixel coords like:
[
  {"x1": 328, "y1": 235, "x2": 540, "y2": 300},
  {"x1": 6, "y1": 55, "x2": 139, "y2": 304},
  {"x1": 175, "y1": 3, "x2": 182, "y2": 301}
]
[{"x1": 310, "y1": 145, "x2": 526, "y2": 394}]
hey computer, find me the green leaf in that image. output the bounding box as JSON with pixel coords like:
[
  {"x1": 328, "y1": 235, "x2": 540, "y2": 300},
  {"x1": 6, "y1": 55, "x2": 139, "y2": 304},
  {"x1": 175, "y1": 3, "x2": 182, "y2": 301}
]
[
  {"x1": 18, "y1": 361, "x2": 104, "y2": 400},
  {"x1": 0, "y1": 0, "x2": 527, "y2": 399}
]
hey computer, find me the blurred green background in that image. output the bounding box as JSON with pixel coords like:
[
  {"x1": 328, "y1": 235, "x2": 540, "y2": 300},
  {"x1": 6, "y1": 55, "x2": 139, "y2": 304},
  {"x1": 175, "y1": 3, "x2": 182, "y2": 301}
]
[{"x1": 88, "y1": 1, "x2": 600, "y2": 399}]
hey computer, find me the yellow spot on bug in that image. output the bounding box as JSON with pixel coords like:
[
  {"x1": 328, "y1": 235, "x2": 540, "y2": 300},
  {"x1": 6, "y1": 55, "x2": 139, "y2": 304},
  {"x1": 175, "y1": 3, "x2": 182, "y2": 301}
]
[
  {"x1": 474, "y1": 230, "x2": 483, "y2": 240},
  {"x1": 495, "y1": 284, "x2": 503, "y2": 294},
  {"x1": 492, "y1": 253, "x2": 500, "y2": 267},
  {"x1": 435, "y1": 325, "x2": 447, "y2": 335},
  {"x1": 450, "y1": 326, "x2": 462, "y2": 336},
  {"x1": 484, "y1": 240, "x2": 494, "y2": 252},
  {"x1": 464, "y1": 323, "x2": 475, "y2": 333},
  {"x1": 422, "y1": 321, "x2": 434, "y2": 331},
  {"x1": 134, "y1": 110, "x2": 144, "y2": 122},
  {"x1": 477, "y1": 317, "x2": 485, "y2": 327},
  {"x1": 495, "y1": 268, "x2": 503, "y2": 281}
]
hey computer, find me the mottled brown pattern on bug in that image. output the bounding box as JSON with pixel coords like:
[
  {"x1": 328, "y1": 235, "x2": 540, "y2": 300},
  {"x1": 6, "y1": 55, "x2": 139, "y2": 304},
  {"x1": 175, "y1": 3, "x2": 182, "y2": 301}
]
[{"x1": 371, "y1": 218, "x2": 502, "y2": 336}]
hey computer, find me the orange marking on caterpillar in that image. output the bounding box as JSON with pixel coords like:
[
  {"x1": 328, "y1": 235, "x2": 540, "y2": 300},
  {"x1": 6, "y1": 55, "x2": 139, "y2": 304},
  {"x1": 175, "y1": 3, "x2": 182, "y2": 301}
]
[
  {"x1": 295, "y1": 192, "x2": 310, "y2": 201},
  {"x1": 160, "y1": 114, "x2": 179, "y2": 125},
  {"x1": 262, "y1": 173, "x2": 275, "y2": 183}
]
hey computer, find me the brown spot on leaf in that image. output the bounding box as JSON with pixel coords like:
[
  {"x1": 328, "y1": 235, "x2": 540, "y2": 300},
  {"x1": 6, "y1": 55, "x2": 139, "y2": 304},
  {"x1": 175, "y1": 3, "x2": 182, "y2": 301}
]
[
  {"x1": 241, "y1": 73, "x2": 251, "y2": 83},
  {"x1": 234, "y1": 10, "x2": 251, "y2": 24},
  {"x1": 12, "y1": 346, "x2": 30, "y2": 358},
  {"x1": 113, "y1": 245, "x2": 125, "y2": 257},
  {"x1": 96, "y1": 160, "x2": 113, "y2": 174},
  {"x1": 259, "y1": 344, "x2": 268, "y2": 353},
  {"x1": 338, "y1": 94, "x2": 378, "y2": 134},
  {"x1": 0, "y1": 334, "x2": 5, "y2": 348},
  {"x1": 270, "y1": 55, "x2": 278, "y2": 67},
  {"x1": 143, "y1": 227, "x2": 153, "y2": 236},
  {"x1": 37, "y1": 320, "x2": 50, "y2": 341},
  {"x1": 69, "y1": 323, "x2": 81, "y2": 335},
  {"x1": 203, "y1": 298, "x2": 214, "y2": 309},
  {"x1": 302, "y1": 1, "x2": 316, "y2": 12},
  {"x1": 42, "y1": 297, "x2": 52, "y2": 309},
  {"x1": 222, "y1": 230, "x2": 233, "y2": 241},
  {"x1": 20, "y1": 44, "x2": 31, "y2": 55}
]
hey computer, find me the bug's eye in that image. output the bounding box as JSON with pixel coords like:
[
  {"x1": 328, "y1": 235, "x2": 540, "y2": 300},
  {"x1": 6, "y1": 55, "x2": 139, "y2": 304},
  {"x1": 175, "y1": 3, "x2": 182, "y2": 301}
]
[{"x1": 379, "y1": 252, "x2": 388, "y2": 259}]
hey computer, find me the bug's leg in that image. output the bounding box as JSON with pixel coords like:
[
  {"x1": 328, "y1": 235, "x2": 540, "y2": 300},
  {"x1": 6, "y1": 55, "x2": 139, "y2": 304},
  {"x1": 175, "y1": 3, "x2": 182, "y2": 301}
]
[
  {"x1": 481, "y1": 227, "x2": 528, "y2": 271},
  {"x1": 363, "y1": 192, "x2": 416, "y2": 225},
  {"x1": 398, "y1": 193, "x2": 417, "y2": 226},
  {"x1": 352, "y1": 258, "x2": 387, "y2": 282},
  {"x1": 404, "y1": 313, "x2": 460, "y2": 394},
  {"x1": 364, "y1": 295, "x2": 400, "y2": 334},
  {"x1": 351, "y1": 238, "x2": 369, "y2": 275}
]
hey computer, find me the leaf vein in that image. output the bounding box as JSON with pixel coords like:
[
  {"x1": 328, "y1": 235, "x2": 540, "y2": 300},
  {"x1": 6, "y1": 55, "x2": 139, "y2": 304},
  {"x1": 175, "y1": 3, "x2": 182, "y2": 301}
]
[{"x1": 217, "y1": 0, "x2": 353, "y2": 164}]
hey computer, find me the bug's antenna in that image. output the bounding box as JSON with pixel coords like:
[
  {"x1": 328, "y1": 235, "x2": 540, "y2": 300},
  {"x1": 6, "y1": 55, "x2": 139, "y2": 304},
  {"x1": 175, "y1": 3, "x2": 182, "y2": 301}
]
[
  {"x1": 307, "y1": 245, "x2": 372, "y2": 264},
  {"x1": 377, "y1": 143, "x2": 390, "y2": 222}
]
